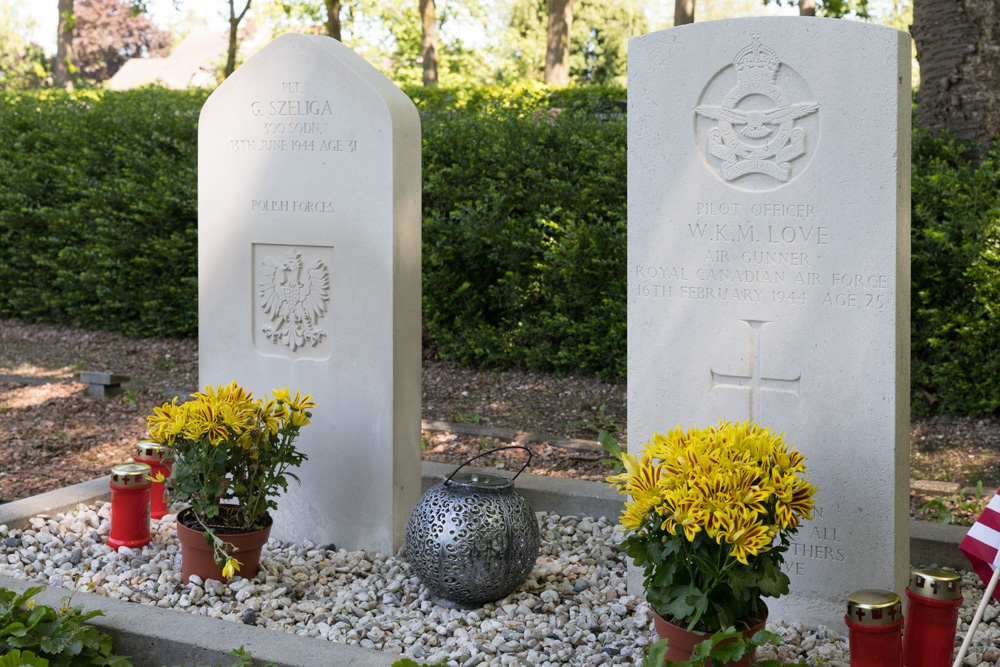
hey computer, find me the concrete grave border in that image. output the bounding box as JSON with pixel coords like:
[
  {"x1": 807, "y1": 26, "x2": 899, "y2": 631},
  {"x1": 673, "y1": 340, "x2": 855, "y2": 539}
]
[{"x1": 0, "y1": 464, "x2": 967, "y2": 665}]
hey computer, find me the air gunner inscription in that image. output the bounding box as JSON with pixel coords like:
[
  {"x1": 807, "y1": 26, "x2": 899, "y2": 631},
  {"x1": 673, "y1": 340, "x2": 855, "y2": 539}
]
[{"x1": 634, "y1": 200, "x2": 891, "y2": 311}]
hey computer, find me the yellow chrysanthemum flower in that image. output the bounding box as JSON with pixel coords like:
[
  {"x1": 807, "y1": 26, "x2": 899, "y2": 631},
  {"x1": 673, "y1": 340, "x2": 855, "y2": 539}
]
[
  {"x1": 256, "y1": 399, "x2": 282, "y2": 438},
  {"x1": 286, "y1": 390, "x2": 316, "y2": 412},
  {"x1": 148, "y1": 400, "x2": 184, "y2": 444},
  {"x1": 660, "y1": 488, "x2": 705, "y2": 542},
  {"x1": 620, "y1": 492, "x2": 661, "y2": 531},
  {"x1": 221, "y1": 557, "x2": 242, "y2": 579},
  {"x1": 606, "y1": 452, "x2": 642, "y2": 494},
  {"x1": 774, "y1": 476, "x2": 817, "y2": 529},
  {"x1": 716, "y1": 506, "x2": 772, "y2": 565},
  {"x1": 218, "y1": 403, "x2": 247, "y2": 434},
  {"x1": 729, "y1": 468, "x2": 769, "y2": 516}
]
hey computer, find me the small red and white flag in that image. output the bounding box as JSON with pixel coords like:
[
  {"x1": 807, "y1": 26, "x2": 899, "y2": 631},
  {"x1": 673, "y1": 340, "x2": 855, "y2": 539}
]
[
  {"x1": 956, "y1": 492, "x2": 1000, "y2": 666},
  {"x1": 960, "y1": 492, "x2": 1000, "y2": 602}
]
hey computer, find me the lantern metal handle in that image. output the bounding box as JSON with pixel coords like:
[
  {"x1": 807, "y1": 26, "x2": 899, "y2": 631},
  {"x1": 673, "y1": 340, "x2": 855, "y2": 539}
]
[{"x1": 445, "y1": 445, "x2": 532, "y2": 484}]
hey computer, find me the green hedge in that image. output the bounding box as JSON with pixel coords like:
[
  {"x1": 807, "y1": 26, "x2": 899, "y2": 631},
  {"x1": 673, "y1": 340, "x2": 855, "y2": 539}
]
[
  {"x1": 0, "y1": 88, "x2": 206, "y2": 337},
  {"x1": 910, "y1": 127, "x2": 1000, "y2": 415},
  {"x1": 3, "y1": 86, "x2": 1000, "y2": 415},
  {"x1": 420, "y1": 94, "x2": 626, "y2": 378}
]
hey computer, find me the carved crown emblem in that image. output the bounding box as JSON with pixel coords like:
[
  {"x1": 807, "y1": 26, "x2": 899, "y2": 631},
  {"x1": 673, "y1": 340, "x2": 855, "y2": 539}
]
[{"x1": 733, "y1": 32, "x2": 780, "y2": 84}]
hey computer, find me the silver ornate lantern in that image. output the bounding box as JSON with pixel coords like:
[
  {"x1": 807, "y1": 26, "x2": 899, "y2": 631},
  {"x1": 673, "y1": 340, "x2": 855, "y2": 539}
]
[{"x1": 405, "y1": 446, "x2": 541, "y2": 608}]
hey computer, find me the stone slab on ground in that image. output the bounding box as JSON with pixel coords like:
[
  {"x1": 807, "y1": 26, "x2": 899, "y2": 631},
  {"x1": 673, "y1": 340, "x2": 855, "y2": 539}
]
[{"x1": 912, "y1": 479, "x2": 962, "y2": 496}]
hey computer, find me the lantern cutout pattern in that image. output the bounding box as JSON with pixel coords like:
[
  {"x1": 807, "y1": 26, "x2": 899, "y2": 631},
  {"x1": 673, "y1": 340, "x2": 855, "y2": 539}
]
[
  {"x1": 108, "y1": 462, "x2": 152, "y2": 551},
  {"x1": 405, "y1": 446, "x2": 541, "y2": 608},
  {"x1": 134, "y1": 440, "x2": 173, "y2": 519},
  {"x1": 902, "y1": 567, "x2": 963, "y2": 667},
  {"x1": 845, "y1": 588, "x2": 903, "y2": 667}
]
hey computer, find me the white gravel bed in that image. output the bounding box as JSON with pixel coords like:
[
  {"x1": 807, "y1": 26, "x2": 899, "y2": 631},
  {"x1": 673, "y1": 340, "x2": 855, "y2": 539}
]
[{"x1": 6, "y1": 502, "x2": 995, "y2": 666}]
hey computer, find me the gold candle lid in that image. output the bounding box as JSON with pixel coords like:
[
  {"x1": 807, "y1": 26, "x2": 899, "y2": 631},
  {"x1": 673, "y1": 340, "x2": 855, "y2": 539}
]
[
  {"x1": 909, "y1": 567, "x2": 962, "y2": 601},
  {"x1": 847, "y1": 589, "x2": 903, "y2": 626},
  {"x1": 111, "y1": 463, "x2": 151, "y2": 488},
  {"x1": 135, "y1": 441, "x2": 171, "y2": 461}
]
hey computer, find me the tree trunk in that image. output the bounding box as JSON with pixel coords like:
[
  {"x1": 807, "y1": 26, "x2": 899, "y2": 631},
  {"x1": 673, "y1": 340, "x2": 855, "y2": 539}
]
[
  {"x1": 325, "y1": 0, "x2": 341, "y2": 41},
  {"x1": 911, "y1": 0, "x2": 1000, "y2": 156},
  {"x1": 420, "y1": 0, "x2": 438, "y2": 86},
  {"x1": 54, "y1": 0, "x2": 75, "y2": 89},
  {"x1": 799, "y1": 0, "x2": 817, "y2": 16},
  {"x1": 674, "y1": 0, "x2": 694, "y2": 25},
  {"x1": 225, "y1": 0, "x2": 252, "y2": 79},
  {"x1": 544, "y1": 0, "x2": 573, "y2": 85}
]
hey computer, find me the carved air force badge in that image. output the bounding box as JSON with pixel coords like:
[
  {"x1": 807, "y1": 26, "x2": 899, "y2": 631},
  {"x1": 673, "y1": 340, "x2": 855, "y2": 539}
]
[{"x1": 695, "y1": 31, "x2": 820, "y2": 190}]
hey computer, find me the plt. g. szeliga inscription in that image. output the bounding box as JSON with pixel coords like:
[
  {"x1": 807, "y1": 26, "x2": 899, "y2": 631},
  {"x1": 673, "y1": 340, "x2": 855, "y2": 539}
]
[{"x1": 231, "y1": 81, "x2": 360, "y2": 154}]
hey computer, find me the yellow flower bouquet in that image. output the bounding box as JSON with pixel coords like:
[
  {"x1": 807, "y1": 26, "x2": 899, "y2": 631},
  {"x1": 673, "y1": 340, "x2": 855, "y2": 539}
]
[
  {"x1": 147, "y1": 381, "x2": 313, "y2": 575},
  {"x1": 607, "y1": 420, "x2": 816, "y2": 632}
]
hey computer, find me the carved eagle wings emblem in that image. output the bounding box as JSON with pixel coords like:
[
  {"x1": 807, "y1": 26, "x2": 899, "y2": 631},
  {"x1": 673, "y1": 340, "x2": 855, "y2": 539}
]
[
  {"x1": 258, "y1": 249, "x2": 330, "y2": 351},
  {"x1": 695, "y1": 102, "x2": 820, "y2": 139}
]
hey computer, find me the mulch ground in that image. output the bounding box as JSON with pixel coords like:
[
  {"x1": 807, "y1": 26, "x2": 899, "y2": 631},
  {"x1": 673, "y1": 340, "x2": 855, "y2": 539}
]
[{"x1": 3, "y1": 318, "x2": 1000, "y2": 525}]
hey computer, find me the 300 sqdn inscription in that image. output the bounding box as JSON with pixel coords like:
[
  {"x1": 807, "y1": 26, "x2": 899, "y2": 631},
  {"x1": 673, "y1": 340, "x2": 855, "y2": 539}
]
[{"x1": 230, "y1": 81, "x2": 362, "y2": 154}]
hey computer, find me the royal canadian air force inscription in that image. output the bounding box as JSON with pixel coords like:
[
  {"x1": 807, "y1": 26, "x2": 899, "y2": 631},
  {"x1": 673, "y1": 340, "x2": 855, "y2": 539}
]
[
  {"x1": 634, "y1": 203, "x2": 891, "y2": 311},
  {"x1": 695, "y1": 32, "x2": 819, "y2": 191}
]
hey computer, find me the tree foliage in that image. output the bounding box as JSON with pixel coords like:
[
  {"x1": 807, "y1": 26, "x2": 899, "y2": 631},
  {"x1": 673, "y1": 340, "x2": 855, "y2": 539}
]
[
  {"x1": 252, "y1": 0, "x2": 493, "y2": 85},
  {"x1": 501, "y1": 0, "x2": 646, "y2": 86},
  {"x1": 0, "y1": 0, "x2": 50, "y2": 89},
  {"x1": 760, "y1": 0, "x2": 870, "y2": 18},
  {"x1": 73, "y1": 0, "x2": 170, "y2": 83}
]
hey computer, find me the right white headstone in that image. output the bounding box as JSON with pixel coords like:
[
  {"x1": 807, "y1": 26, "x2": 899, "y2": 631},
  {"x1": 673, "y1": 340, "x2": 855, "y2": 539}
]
[{"x1": 628, "y1": 17, "x2": 911, "y2": 629}]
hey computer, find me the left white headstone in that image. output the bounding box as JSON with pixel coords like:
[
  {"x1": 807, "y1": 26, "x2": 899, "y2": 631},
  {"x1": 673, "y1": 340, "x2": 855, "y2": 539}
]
[{"x1": 198, "y1": 33, "x2": 422, "y2": 554}]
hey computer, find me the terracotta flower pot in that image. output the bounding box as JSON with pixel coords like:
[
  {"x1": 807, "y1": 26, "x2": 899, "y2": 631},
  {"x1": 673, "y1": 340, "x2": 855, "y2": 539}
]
[
  {"x1": 652, "y1": 603, "x2": 768, "y2": 666},
  {"x1": 175, "y1": 506, "x2": 272, "y2": 584}
]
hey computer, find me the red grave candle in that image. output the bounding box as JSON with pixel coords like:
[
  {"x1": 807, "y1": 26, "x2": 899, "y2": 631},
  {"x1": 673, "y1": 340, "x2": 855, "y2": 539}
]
[
  {"x1": 846, "y1": 589, "x2": 904, "y2": 667},
  {"x1": 108, "y1": 462, "x2": 152, "y2": 551},
  {"x1": 133, "y1": 441, "x2": 173, "y2": 520},
  {"x1": 902, "y1": 567, "x2": 963, "y2": 667}
]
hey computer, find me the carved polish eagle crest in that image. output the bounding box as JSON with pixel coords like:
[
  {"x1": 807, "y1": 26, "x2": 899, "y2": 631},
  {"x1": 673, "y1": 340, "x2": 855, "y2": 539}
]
[
  {"x1": 258, "y1": 249, "x2": 330, "y2": 351},
  {"x1": 695, "y1": 32, "x2": 819, "y2": 183}
]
